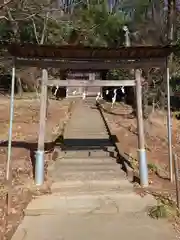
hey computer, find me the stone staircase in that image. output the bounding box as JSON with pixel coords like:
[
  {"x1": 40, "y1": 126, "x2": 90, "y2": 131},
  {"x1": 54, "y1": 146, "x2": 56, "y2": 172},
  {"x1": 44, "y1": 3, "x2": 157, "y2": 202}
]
[
  {"x1": 11, "y1": 98, "x2": 175, "y2": 240},
  {"x1": 54, "y1": 98, "x2": 117, "y2": 159},
  {"x1": 48, "y1": 98, "x2": 154, "y2": 213}
]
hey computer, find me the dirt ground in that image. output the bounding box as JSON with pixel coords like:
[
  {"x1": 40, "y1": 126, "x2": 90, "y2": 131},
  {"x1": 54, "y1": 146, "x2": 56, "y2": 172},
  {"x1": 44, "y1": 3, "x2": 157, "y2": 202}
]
[
  {"x1": 0, "y1": 96, "x2": 73, "y2": 240},
  {"x1": 100, "y1": 101, "x2": 180, "y2": 198}
]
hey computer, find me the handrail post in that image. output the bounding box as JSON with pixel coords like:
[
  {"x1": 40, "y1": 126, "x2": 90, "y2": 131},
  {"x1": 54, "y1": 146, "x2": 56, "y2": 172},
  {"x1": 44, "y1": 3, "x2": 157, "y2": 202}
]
[
  {"x1": 135, "y1": 69, "x2": 148, "y2": 187},
  {"x1": 35, "y1": 69, "x2": 48, "y2": 185}
]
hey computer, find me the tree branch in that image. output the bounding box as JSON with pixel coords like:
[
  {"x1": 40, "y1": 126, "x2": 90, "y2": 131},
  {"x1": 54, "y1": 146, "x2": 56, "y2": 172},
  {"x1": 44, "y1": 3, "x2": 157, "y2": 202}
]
[
  {"x1": 0, "y1": 0, "x2": 14, "y2": 10},
  {"x1": 40, "y1": 12, "x2": 49, "y2": 44},
  {"x1": 31, "y1": 17, "x2": 40, "y2": 44}
]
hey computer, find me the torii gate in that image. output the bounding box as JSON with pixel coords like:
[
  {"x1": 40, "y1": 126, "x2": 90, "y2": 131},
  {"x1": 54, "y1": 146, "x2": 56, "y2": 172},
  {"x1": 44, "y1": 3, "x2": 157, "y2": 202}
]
[{"x1": 5, "y1": 43, "x2": 174, "y2": 190}]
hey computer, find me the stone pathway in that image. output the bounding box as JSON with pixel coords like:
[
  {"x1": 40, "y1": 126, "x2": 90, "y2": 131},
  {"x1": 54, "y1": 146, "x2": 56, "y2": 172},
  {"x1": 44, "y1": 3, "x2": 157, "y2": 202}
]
[{"x1": 12, "y1": 98, "x2": 176, "y2": 240}]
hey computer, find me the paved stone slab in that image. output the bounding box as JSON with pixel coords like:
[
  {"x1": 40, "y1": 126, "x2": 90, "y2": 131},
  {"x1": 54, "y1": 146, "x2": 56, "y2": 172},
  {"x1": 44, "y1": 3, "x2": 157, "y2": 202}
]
[
  {"x1": 23, "y1": 193, "x2": 155, "y2": 215},
  {"x1": 62, "y1": 150, "x2": 111, "y2": 158},
  {"x1": 53, "y1": 164, "x2": 121, "y2": 172},
  {"x1": 55, "y1": 157, "x2": 116, "y2": 164},
  {"x1": 51, "y1": 179, "x2": 132, "y2": 189},
  {"x1": 12, "y1": 212, "x2": 175, "y2": 240},
  {"x1": 51, "y1": 169, "x2": 127, "y2": 182},
  {"x1": 50, "y1": 179, "x2": 134, "y2": 195}
]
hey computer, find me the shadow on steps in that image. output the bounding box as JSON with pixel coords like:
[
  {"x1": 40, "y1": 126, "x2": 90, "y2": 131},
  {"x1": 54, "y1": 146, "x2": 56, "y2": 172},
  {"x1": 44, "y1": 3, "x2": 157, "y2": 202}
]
[{"x1": 96, "y1": 103, "x2": 140, "y2": 184}]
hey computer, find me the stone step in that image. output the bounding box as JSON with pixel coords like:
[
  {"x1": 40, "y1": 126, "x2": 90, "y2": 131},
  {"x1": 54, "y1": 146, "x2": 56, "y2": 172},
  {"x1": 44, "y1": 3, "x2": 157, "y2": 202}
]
[
  {"x1": 51, "y1": 185, "x2": 133, "y2": 196},
  {"x1": 64, "y1": 135, "x2": 109, "y2": 140},
  {"x1": 63, "y1": 139, "x2": 113, "y2": 146},
  {"x1": 65, "y1": 131, "x2": 107, "y2": 134},
  {"x1": 61, "y1": 151, "x2": 118, "y2": 159},
  {"x1": 64, "y1": 129, "x2": 107, "y2": 131},
  {"x1": 68, "y1": 112, "x2": 98, "y2": 115},
  {"x1": 66, "y1": 123, "x2": 106, "y2": 127},
  {"x1": 64, "y1": 130, "x2": 108, "y2": 135},
  {"x1": 51, "y1": 170, "x2": 127, "y2": 182},
  {"x1": 62, "y1": 143, "x2": 112, "y2": 148},
  {"x1": 65, "y1": 121, "x2": 105, "y2": 126},
  {"x1": 52, "y1": 179, "x2": 130, "y2": 188},
  {"x1": 51, "y1": 179, "x2": 133, "y2": 195},
  {"x1": 55, "y1": 157, "x2": 117, "y2": 164},
  {"x1": 55, "y1": 170, "x2": 124, "y2": 177},
  {"x1": 66, "y1": 120, "x2": 105, "y2": 124},
  {"x1": 54, "y1": 162, "x2": 121, "y2": 172},
  {"x1": 65, "y1": 126, "x2": 107, "y2": 129},
  {"x1": 61, "y1": 151, "x2": 112, "y2": 158},
  {"x1": 66, "y1": 120, "x2": 104, "y2": 123},
  {"x1": 62, "y1": 145, "x2": 115, "y2": 151},
  {"x1": 24, "y1": 192, "x2": 155, "y2": 215},
  {"x1": 53, "y1": 148, "x2": 117, "y2": 159}
]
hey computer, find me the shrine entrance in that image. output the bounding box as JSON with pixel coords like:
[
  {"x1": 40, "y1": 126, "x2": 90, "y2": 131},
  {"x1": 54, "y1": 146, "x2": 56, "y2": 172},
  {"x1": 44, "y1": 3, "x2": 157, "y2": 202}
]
[
  {"x1": 5, "y1": 43, "x2": 174, "y2": 191},
  {"x1": 65, "y1": 72, "x2": 101, "y2": 98}
]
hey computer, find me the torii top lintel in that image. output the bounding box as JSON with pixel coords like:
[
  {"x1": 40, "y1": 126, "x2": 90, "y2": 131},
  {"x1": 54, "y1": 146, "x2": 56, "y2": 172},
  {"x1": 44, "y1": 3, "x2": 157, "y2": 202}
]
[{"x1": 6, "y1": 43, "x2": 176, "y2": 69}]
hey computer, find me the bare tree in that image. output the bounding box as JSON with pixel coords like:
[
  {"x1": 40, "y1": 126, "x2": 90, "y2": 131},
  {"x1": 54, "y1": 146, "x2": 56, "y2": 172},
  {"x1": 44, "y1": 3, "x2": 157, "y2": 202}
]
[{"x1": 0, "y1": 0, "x2": 52, "y2": 96}]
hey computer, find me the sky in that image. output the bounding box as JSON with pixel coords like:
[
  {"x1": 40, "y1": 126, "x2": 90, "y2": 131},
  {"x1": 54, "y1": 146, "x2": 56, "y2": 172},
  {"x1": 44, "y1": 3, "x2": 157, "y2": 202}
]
[{"x1": 164, "y1": 0, "x2": 180, "y2": 11}]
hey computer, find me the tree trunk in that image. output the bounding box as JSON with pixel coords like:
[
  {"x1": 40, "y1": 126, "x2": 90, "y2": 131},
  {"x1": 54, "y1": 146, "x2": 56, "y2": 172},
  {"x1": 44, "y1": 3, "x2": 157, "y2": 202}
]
[
  {"x1": 167, "y1": 0, "x2": 176, "y2": 43},
  {"x1": 17, "y1": 77, "x2": 23, "y2": 98},
  {"x1": 159, "y1": 80, "x2": 167, "y2": 110}
]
